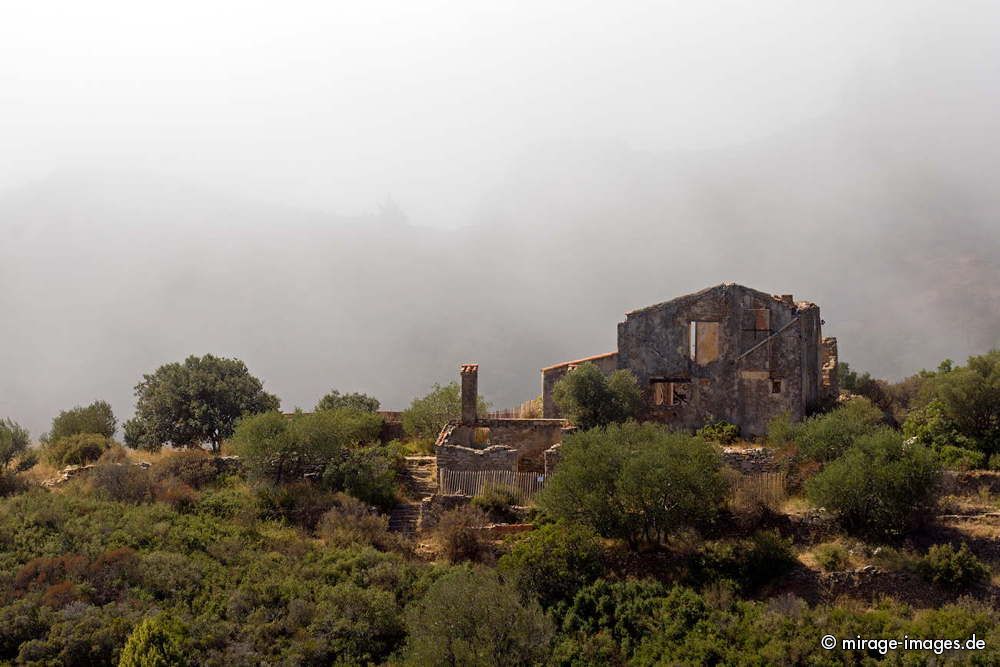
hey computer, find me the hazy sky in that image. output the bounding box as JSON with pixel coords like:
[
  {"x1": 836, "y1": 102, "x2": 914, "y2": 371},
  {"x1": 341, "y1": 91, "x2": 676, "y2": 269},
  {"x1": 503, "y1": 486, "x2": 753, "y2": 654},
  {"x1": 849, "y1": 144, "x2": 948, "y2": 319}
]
[
  {"x1": 2, "y1": 2, "x2": 999, "y2": 437},
  {"x1": 1, "y1": 1, "x2": 933, "y2": 226}
]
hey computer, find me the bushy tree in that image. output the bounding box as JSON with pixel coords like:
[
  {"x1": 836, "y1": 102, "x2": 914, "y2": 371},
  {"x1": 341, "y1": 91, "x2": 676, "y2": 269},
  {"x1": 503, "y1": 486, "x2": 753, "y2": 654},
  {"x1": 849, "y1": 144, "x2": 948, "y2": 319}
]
[
  {"x1": 916, "y1": 350, "x2": 1000, "y2": 458},
  {"x1": 43, "y1": 433, "x2": 111, "y2": 467},
  {"x1": 0, "y1": 418, "x2": 30, "y2": 471},
  {"x1": 806, "y1": 429, "x2": 941, "y2": 537},
  {"x1": 127, "y1": 354, "x2": 280, "y2": 452},
  {"x1": 538, "y1": 422, "x2": 728, "y2": 548},
  {"x1": 315, "y1": 390, "x2": 380, "y2": 413},
  {"x1": 552, "y1": 363, "x2": 643, "y2": 429},
  {"x1": 403, "y1": 567, "x2": 553, "y2": 666},
  {"x1": 47, "y1": 400, "x2": 116, "y2": 441},
  {"x1": 118, "y1": 614, "x2": 187, "y2": 667},
  {"x1": 498, "y1": 523, "x2": 604, "y2": 609},
  {"x1": 232, "y1": 409, "x2": 382, "y2": 484},
  {"x1": 787, "y1": 397, "x2": 885, "y2": 462},
  {"x1": 401, "y1": 382, "x2": 488, "y2": 438}
]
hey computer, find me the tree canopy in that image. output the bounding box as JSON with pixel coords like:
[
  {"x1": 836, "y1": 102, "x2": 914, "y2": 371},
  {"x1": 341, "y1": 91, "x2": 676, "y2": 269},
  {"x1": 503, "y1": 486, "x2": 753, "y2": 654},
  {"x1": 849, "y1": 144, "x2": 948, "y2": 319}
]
[
  {"x1": 315, "y1": 390, "x2": 380, "y2": 413},
  {"x1": 0, "y1": 419, "x2": 30, "y2": 471},
  {"x1": 551, "y1": 363, "x2": 643, "y2": 429},
  {"x1": 125, "y1": 354, "x2": 280, "y2": 453},
  {"x1": 47, "y1": 400, "x2": 117, "y2": 442},
  {"x1": 401, "y1": 382, "x2": 488, "y2": 438},
  {"x1": 539, "y1": 422, "x2": 728, "y2": 547}
]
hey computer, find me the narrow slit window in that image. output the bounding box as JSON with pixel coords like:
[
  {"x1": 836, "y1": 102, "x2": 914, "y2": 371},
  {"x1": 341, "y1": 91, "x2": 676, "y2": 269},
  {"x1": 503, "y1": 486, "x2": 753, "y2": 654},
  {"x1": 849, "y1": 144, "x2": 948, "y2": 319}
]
[{"x1": 771, "y1": 380, "x2": 782, "y2": 394}]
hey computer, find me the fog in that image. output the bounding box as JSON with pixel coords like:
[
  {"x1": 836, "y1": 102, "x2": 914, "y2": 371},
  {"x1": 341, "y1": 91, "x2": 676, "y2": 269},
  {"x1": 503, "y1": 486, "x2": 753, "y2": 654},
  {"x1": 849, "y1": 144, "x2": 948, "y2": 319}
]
[{"x1": 2, "y1": 2, "x2": 998, "y2": 437}]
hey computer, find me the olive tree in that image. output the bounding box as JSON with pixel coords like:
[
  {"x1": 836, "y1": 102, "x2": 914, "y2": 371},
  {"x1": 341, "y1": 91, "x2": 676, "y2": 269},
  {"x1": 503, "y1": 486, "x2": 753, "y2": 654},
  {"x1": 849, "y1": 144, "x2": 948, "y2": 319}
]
[
  {"x1": 552, "y1": 363, "x2": 643, "y2": 429},
  {"x1": 125, "y1": 354, "x2": 280, "y2": 453}
]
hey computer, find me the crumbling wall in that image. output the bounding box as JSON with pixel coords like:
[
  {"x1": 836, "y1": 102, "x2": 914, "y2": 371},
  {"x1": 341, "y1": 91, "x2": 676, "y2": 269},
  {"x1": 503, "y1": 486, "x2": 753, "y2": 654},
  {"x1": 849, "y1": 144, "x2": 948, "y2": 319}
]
[
  {"x1": 615, "y1": 283, "x2": 818, "y2": 436},
  {"x1": 436, "y1": 444, "x2": 519, "y2": 471},
  {"x1": 821, "y1": 337, "x2": 839, "y2": 400}
]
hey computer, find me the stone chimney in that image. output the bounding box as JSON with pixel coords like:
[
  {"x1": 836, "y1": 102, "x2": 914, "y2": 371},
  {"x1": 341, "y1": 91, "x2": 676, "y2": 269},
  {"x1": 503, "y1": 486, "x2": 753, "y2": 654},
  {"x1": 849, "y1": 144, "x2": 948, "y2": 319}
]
[{"x1": 460, "y1": 363, "x2": 479, "y2": 425}]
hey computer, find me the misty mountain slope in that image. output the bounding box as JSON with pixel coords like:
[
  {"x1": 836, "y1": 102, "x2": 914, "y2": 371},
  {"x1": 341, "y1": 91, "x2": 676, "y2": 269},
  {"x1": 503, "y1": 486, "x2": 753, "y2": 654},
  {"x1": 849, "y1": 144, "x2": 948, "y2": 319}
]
[{"x1": 2, "y1": 152, "x2": 997, "y2": 440}]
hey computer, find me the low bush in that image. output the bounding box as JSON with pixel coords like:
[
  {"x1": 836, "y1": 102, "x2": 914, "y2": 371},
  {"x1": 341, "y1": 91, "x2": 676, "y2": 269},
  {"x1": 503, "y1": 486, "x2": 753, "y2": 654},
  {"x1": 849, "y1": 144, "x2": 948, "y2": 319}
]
[
  {"x1": 0, "y1": 471, "x2": 30, "y2": 498},
  {"x1": 812, "y1": 542, "x2": 850, "y2": 572},
  {"x1": 150, "y1": 450, "x2": 220, "y2": 489},
  {"x1": 806, "y1": 428, "x2": 941, "y2": 538},
  {"x1": 323, "y1": 445, "x2": 400, "y2": 512},
  {"x1": 435, "y1": 506, "x2": 489, "y2": 563},
  {"x1": 153, "y1": 477, "x2": 199, "y2": 511},
  {"x1": 255, "y1": 481, "x2": 338, "y2": 530},
  {"x1": 498, "y1": 523, "x2": 604, "y2": 609},
  {"x1": 935, "y1": 445, "x2": 985, "y2": 471},
  {"x1": 43, "y1": 433, "x2": 110, "y2": 467},
  {"x1": 692, "y1": 530, "x2": 797, "y2": 592},
  {"x1": 403, "y1": 567, "x2": 553, "y2": 666},
  {"x1": 316, "y1": 493, "x2": 407, "y2": 553},
  {"x1": 696, "y1": 419, "x2": 740, "y2": 445},
  {"x1": 794, "y1": 398, "x2": 885, "y2": 462},
  {"x1": 989, "y1": 454, "x2": 1000, "y2": 471},
  {"x1": 471, "y1": 483, "x2": 521, "y2": 521},
  {"x1": 87, "y1": 463, "x2": 153, "y2": 503},
  {"x1": 916, "y1": 543, "x2": 990, "y2": 589}
]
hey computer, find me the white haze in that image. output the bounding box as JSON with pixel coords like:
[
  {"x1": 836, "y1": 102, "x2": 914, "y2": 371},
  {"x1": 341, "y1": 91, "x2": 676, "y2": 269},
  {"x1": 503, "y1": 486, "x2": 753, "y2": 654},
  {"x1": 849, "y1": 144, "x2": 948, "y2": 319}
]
[{"x1": 2, "y1": 1, "x2": 998, "y2": 437}]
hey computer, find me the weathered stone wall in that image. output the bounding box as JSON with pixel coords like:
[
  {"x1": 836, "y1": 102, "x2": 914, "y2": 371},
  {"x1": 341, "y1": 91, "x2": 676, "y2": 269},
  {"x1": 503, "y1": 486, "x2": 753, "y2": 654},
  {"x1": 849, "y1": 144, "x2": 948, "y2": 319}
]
[
  {"x1": 436, "y1": 418, "x2": 567, "y2": 473},
  {"x1": 821, "y1": 337, "x2": 839, "y2": 400},
  {"x1": 721, "y1": 447, "x2": 780, "y2": 474},
  {"x1": 436, "y1": 443, "x2": 518, "y2": 471},
  {"x1": 419, "y1": 493, "x2": 472, "y2": 530},
  {"x1": 614, "y1": 283, "x2": 822, "y2": 436}
]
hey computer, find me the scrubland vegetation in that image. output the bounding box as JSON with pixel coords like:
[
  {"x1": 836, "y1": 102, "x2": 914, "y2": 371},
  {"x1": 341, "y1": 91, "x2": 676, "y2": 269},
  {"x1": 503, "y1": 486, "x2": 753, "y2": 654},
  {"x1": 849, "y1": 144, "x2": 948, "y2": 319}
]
[{"x1": 0, "y1": 350, "x2": 997, "y2": 664}]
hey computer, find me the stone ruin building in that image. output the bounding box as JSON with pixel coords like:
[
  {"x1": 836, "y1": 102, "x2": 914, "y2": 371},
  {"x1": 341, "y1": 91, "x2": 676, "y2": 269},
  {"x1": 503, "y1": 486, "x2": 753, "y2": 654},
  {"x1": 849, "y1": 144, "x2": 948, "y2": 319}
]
[
  {"x1": 431, "y1": 282, "x2": 836, "y2": 486},
  {"x1": 541, "y1": 282, "x2": 838, "y2": 437},
  {"x1": 411, "y1": 283, "x2": 837, "y2": 532}
]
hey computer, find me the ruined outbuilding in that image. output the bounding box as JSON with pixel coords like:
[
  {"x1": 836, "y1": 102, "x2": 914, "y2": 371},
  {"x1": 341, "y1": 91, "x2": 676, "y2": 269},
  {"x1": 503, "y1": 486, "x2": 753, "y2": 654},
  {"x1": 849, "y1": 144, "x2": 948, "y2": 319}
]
[{"x1": 541, "y1": 283, "x2": 838, "y2": 436}]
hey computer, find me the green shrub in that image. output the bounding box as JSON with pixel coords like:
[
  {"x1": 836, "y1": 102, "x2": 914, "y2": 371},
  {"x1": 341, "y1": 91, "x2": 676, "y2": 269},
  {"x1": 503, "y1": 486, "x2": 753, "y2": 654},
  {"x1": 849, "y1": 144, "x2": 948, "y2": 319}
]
[
  {"x1": 471, "y1": 483, "x2": 521, "y2": 520},
  {"x1": 989, "y1": 454, "x2": 1000, "y2": 471},
  {"x1": 498, "y1": 523, "x2": 604, "y2": 609},
  {"x1": 916, "y1": 543, "x2": 990, "y2": 589},
  {"x1": 0, "y1": 471, "x2": 30, "y2": 498},
  {"x1": 795, "y1": 397, "x2": 885, "y2": 462},
  {"x1": 255, "y1": 481, "x2": 338, "y2": 529},
  {"x1": 403, "y1": 567, "x2": 553, "y2": 666},
  {"x1": 692, "y1": 530, "x2": 796, "y2": 592},
  {"x1": 915, "y1": 350, "x2": 1000, "y2": 458},
  {"x1": 232, "y1": 409, "x2": 383, "y2": 485},
  {"x1": 150, "y1": 449, "x2": 220, "y2": 489},
  {"x1": 696, "y1": 419, "x2": 740, "y2": 445},
  {"x1": 436, "y1": 506, "x2": 489, "y2": 563},
  {"x1": 87, "y1": 463, "x2": 153, "y2": 503},
  {"x1": 322, "y1": 444, "x2": 399, "y2": 511},
  {"x1": 315, "y1": 390, "x2": 380, "y2": 413},
  {"x1": 765, "y1": 412, "x2": 798, "y2": 448},
  {"x1": 317, "y1": 493, "x2": 407, "y2": 553},
  {"x1": 806, "y1": 429, "x2": 941, "y2": 538},
  {"x1": 813, "y1": 542, "x2": 850, "y2": 572},
  {"x1": 402, "y1": 382, "x2": 489, "y2": 438},
  {"x1": 0, "y1": 418, "x2": 31, "y2": 471},
  {"x1": 43, "y1": 433, "x2": 111, "y2": 467},
  {"x1": 118, "y1": 614, "x2": 188, "y2": 667},
  {"x1": 47, "y1": 400, "x2": 117, "y2": 441},
  {"x1": 152, "y1": 477, "x2": 199, "y2": 512},
  {"x1": 538, "y1": 422, "x2": 728, "y2": 548},
  {"x1": 551, "y1": 363, "x2": 643, "y2": 430},
  {"x1": 935, "y1": 445, "x2": 986, "y2": 471}
]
